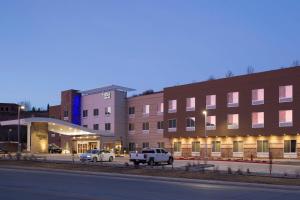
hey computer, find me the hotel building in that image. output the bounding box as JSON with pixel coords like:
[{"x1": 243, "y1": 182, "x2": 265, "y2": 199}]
[{"x1": 164, "y1": 67, "x2": 300, "y2": 159}]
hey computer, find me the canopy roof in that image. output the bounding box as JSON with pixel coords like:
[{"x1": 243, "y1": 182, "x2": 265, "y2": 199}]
[{"x1": 0, "y1": 117, "x2": 114, "y2": 137}]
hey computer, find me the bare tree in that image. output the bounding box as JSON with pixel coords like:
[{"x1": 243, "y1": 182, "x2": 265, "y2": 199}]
[
  {"x1": 18, "y1": 101, "x2": 31, "y2": 111},
  {"x1": 225, "y1": 70, "x2": 234, "y2": 78},
  {"x1": 292, "y1": 60, "x2": 299, "y2": 67},
  {"x1": 246, "y1": 66, "x2": 255, "y2": 74},
  {"x1": 208, "y1": 75, "x2": 215, "y2": 81}
]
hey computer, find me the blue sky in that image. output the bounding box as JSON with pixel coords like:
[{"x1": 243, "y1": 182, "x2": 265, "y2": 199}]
[{"x1": 0, "y1": 0, "x2": 299, "y2": 108}]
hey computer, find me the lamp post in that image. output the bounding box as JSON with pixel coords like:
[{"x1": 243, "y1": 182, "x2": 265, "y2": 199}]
[
  {"x1": 202, "y1": 110, "x2": 207, "y2": 165},
  {"x1": 17, "y1": 105, "x2": 25, "y2": 154}
]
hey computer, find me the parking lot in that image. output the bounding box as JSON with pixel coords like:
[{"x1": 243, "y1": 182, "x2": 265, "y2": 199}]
[{"x1": 42, "y1": 154, "x2": 300, "y2": 175}]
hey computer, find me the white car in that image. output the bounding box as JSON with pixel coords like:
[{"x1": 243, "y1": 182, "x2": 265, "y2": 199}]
[{"x1": 80, "y1": 149, "x2": 115, "y2": 162}]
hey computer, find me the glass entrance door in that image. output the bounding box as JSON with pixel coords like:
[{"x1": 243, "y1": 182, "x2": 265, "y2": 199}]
[{"x1": 89, "y1": 142, "x2": 98, "y2": 150}]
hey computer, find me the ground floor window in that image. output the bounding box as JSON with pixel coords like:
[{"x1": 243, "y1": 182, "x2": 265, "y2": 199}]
[
  {"x1": 257, "y1": 140, "x2": 269, "y2": 153},
  {"x1": 142, "y1": 142, "x2": 149, "y2": 148},
  {"x1": 157, "y1": 142, "x2": 165, "y2": 148},
  {"x1": 77, "y1": 144, "x2": 88, "y2": 154},
  {"x1": 233, "y1": 141, "x2": 243, "y2": 152},
  {"x1": 129, "y1": 143, "x2": 135, "y2": 151},
  {"x1": 212, "y1": 141, "x2": 221, "y2": 152},
  {"x1": 192, "y1": 141, "x2": 200, "y2": 152},
  {"x1": 284, "y1": 140, "x2": 297, "y2": 153},
  {"x1": 173, "y1": 142, "x2": 181, "y2": 152}
]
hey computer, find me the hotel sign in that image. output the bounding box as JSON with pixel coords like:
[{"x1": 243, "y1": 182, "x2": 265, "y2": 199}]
[{"x1": 102, "y1": 92, "x2": 111, "y2": 99}]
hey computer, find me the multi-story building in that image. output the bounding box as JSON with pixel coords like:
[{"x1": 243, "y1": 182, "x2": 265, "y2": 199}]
[
  {"x1": 127, "y1": 92, "x2": 170, "y2": 152},
  {"x1": 164, "y1": 67, "x2": 300, "y2": 159}
]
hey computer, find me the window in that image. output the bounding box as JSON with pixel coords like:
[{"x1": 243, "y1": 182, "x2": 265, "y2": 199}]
[
  {"x1": 168, "y1": 100, "x2": 177, "y2": 113},
  {"x1": 143, "y1": 105, "x2": 150, "y2": 115},
  {"x1": 105, "y1": 123, "x2": 111, "y2": 131},
  {"x1": 186, "y1": 117, "x2": 195, "y2": 131},
  {"x1": 206, "y1": 116, "x2": 216, "y2": 130},
  {"x1": 252, "y1": 89, "x2": 264, "y2": 105},
  {"x1": 157, "y1": 142, "x2": 165, "y2": 148},
  {"x1": 227, "y1": 92, "x2": 239, "y2": 107},
  {"x1": 233, "y1": 141, "x2": 243, "y2": 152},
  {"x1": 105, "y1": 107, "x2": 111, "y2": 115},
  {"x1": 128, "y1": 123, "x2": 135, "y2": 131},
  {"x1": 206, "y1": 95, "x2": 216, "y2": 109},
  {"x1": 279, "y1": 110, "x2": 293, "y2": 127},
  {"x1": 142, "y1": 122, "x2": 149, "y2": 131},
  {"x1": 83, "y1": 125, "x2": 88, "y2": 128},
  {"x1": 227, "y1": 114, "x2": 239, "y2": 129},
  {"x1": 83, "y1": 110, "x2": 88, "y2": 118},
  {"x1": 129, "y1": 143, "x2": 135, "y2": 151},
  {"x1": 93, "y1": 109, "x2": 99, "y2": 116},
  {"x1": 252, "y1": 112, "x2": 264, "y2": 128},
  {"x1": 192, "y1": 141, "x2": 200, "y2": 152},
  {"x1": 212, "y1": 141, "x2": 221, "y2": 152},
  {"x1": 284, "y1": 140, "x2": 297, "y2": 153},
  {"x1": 173, "y1": 142, "x2": 181, "y2": 152},
  {"x1": 186, "y1": 97, "x2": 195, "y2": 111},
  {"x1": 257, "y1": 140, "x2": 269, "y2": 153},
  {"x1": 63, "y1": 110, "x2": 68, "y2": 117},
  {"x1": 142, "y1": 142, "x2": 149, "y2": 148},
  {"x1": 158, "y1": 103, "x2": 164, "y2": 113},
  {"x1": 93, "y1": 124, "x2": 99, "y2": 130},
  {"x1": 128, "y1": 107, "x2": 135, "y2": 115},
  {"x1": 157, "y1": 121, "x2": 164, "y2": 130},
  {"x1": 279, "y1": 85, "x2": 293, "y2": 103},
  {"x1": 168, "y1": 119, "x2": 177, "y2": 132}
]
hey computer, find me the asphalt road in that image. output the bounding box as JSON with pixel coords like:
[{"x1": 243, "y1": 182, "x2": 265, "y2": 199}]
[{"x1": 0, "y1": 168, "x2": 299, "y2": 200}]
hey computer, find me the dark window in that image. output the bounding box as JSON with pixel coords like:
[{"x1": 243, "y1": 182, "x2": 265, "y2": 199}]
[
  {"x1": 105, "y1": 123, "x2": 111, "y2": 131},
  {"x1": 83, "y1": 125, "x2": 88, "y2": 128},
  {"x1": 64, "y1": 110, "x2": 68, "y2": 117},
  {"x1": 168, "y1": 119, "x2": 177, "y2": 128},
  {"x1": 157, "y1": 121, "x2": 164, "y2": 130},
  {"x1": 142, "y1": 142, "x2": 149, "y2": 148},
  {"x1": 129, "y1": 143, "x2": 135, "y2": 151},
  {"x1": 158, "y1": 142, "x2": 165, "y2": 148},
  {"x1": 128, "y1": 123, "x2": 134, "y2": 131},
  {"x1": 93, "y1": 124, "x2": 99, "y2": 130},
  {"x1": 142, "y1": 122, "x2": 149, "y2": 131},
  {"x1": 129, "y1": 107, "x2": 135, "y2": 115},
  {"x1": 93, "y1": 109, "x2": 99, "y2": 116},
  {"x1": 186, "y1": 117, "x2": 195, "y2": 127},
  {"x1": 83, "y1": 110, "x2": 88, "y2": 117},
  {"x1": 284, "y1": 140, "x2": 297, "y2": 153}
]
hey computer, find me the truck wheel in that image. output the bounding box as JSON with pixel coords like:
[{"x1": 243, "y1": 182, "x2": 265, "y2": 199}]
[
  {"x1": 109, "y1": 156, "x2": 113, "y2": 162},
  {"x1": 168, "y1": 157, "x2": 174, "y2": 165},
  {"x1": 148, "y1": 158, "x2": 155, "y2": 166},
  {"x1": 93, "y1": 157, "x2": 97, "y2": 162}
]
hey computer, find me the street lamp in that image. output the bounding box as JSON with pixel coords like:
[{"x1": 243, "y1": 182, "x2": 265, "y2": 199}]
[
  {"x1": 202, "y1": 110, "x2": 208, "y2": 164},
  {"x1": 17, "y1": 105, "x2": 25, "y2": 154}
]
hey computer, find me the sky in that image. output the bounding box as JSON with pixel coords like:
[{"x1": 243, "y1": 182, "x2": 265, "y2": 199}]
[{"x1": 0, "y1": 0, "x2": 299, "y2": 108}]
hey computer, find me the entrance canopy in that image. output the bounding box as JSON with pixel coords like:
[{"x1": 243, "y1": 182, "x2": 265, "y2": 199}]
[{"x1": 0, "y1": 117, "x2": 113, "y2": 136}]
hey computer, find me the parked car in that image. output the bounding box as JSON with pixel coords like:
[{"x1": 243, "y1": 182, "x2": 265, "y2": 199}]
[
  {"x1": 0, "y1": 148, "x2": 8, "y2": 154},
  {"x1": 80, "y1": 149, "x2": 115, "y2": 162},
  {"x1": 129, "y1": 148, "x2": 173, "y2": 166},
  {"x1": 48, "y1": 144, "x2": 62, "y2": 154}
]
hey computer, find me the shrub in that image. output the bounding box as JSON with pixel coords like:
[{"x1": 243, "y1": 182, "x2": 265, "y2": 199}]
[
  {"x1": 236, "y1": 168, "x2": 243, "y2": 175},
  {"x1": 227, "y1": 167, "x2": 232, "y2": 174},
  {"x1": 247, "y1": 168, "x2": 251, "y2": 175}
]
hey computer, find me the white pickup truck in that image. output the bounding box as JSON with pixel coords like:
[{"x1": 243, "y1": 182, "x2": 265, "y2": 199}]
[{"x1": 129, "y1": 148, "x2": 174, "y2": 166}]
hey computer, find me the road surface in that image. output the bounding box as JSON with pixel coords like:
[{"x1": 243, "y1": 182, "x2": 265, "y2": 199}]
[{"x1": 0, "y1": 168, "x2": 299, "y2": 200}]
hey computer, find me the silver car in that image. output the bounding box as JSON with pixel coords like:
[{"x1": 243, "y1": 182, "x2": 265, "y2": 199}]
[{"x1": 80, "y1": 149, "x2": 115, "y2": 162}]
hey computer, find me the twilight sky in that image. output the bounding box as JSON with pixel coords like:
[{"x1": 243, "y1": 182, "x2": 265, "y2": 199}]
[{"x1": 0, "y1": 0, "x2": 299, "y2": 108}]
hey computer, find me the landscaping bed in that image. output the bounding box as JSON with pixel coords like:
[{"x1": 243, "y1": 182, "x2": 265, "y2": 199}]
[{"x1": 1, "y1": 160, "x2": 300, "y2": 186}]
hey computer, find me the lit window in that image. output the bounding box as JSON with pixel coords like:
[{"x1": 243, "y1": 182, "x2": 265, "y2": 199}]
[
  {"x1": 233, "y1": 141, "x2": 243, "y2": 153},
  {"x1": 252, "y1": 89, "x2": 264, "y2": 105},
  {"x1": 252, "y1": 112, "x2": 264, "y2": 128},
  {"x1": 143, "y1": 105, "x2": 150, "y2": 115},
  {"x1": 173, "y1": 142, "x2": 181, "y2": 152},
  {"x1": 168, "y1": 119, "x2": 177, "y2": 132},
  {"x1": 257, "y1": 140, "x2": 269, "y2": 153},
  {"x1": 206, "y1": 95, "x2": 216, "y2": 109},
  {"x1": 158, "y1": 103, "x2": 164, "y2": 114},
  {"x1": 279, "y1": 85, "x2": 293, "y2": 103},
  {"x1": 284, "y1": 140, "x2": 297, "y2": 153},
  {"x1": 227, "y1": 92, "x2": 239, "y2": 107},
  {"x1": 206, "y1": 116, "x2": 216, "y2": 130},
  {"x1": 186, "y1": 117, "x2": 195, "y2": 131},
  {"x1": 212, "y1": 141, "x2": 221, "y2": 152},
  {"x1": 186, "y1": 97, "x2": 195, "y2": 111},
  {"x1": 105, "y1": 107, "x2": 111, "y2": 115},
  {"x1": 279, "y1": 110, "x2": 293, "y2": 127},
  {"x1": 227, "y1": 114, "x2": 239, "y2": 129},
  {"x1": 192, "y1": 141, "x2": 200, "y2": 153},
  {"x1": 168, "y1": 100, "x2": 177, "y2": 113}
]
